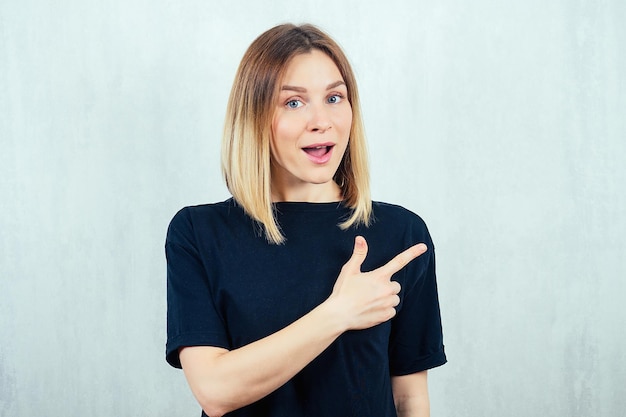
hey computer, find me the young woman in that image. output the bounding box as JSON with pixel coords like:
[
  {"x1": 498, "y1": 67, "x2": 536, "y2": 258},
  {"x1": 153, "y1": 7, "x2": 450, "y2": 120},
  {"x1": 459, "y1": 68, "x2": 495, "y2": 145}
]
[{"x1": 166, "y1": 23, "x2": 446, "y2": 417}]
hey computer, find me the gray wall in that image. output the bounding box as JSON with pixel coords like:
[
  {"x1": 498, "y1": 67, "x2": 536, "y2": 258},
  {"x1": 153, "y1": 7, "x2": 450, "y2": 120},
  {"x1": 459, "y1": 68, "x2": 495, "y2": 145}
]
[{"x1": 1, "y1": 1, "x2": 624, "y2": 416}]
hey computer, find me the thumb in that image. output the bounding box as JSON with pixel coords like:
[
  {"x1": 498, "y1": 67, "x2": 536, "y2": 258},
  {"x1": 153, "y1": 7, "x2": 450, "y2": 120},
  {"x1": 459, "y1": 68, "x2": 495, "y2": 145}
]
[{"x1": 345, "y1": 236, "x2": 368, "y2": 273}]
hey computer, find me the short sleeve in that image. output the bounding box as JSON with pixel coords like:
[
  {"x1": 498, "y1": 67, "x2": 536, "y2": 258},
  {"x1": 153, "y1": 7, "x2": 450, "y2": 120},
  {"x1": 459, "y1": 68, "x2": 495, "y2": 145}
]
[
  {"x1": 165, "y1": 207, "x2": 230, "y2": 369},
  {"x1": 388, "y1": 220, "x2": 447, "y2": 375}
]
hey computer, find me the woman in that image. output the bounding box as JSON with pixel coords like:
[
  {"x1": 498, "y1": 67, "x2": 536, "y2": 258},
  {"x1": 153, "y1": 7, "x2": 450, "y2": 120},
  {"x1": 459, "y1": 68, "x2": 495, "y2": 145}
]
[{"x1": 166, "y1": 23, "x2": 446, "y2": 417}]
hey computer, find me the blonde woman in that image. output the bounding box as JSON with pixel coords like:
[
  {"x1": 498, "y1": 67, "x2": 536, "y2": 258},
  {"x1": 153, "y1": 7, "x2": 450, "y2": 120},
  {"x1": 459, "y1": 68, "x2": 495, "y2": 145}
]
[{"x1": 166, "y1": 23, "x2": 446, "y2": 417}]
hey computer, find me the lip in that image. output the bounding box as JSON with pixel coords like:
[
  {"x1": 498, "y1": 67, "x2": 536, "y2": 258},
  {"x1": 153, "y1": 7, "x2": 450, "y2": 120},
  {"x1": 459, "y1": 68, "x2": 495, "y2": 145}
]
[{"x1": 301, "y1": 142, "x2": 336, "y2": 164}]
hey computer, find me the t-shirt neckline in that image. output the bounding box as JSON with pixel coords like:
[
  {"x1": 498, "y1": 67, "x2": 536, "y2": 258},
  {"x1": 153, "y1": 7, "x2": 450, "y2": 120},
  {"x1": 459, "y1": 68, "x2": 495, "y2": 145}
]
[{"x1": 272, "y1": 201, "x2": 348, "y2": 212}]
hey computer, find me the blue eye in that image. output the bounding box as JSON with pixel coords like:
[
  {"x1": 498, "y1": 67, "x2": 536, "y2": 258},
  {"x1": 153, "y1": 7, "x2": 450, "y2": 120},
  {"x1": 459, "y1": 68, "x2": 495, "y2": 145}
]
[
  {"x1": 327, "y1": 94, "x2": 343, "y2": 104},
  {"x1": 286, "y1": 99, "x2": 303, "y2": 109}
]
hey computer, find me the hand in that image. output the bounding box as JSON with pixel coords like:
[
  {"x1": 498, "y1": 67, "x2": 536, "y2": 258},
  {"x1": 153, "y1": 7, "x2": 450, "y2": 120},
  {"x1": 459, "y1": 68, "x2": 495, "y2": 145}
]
[{"x1": 328, "y1": 236, "x2": 427, "y2": 331}]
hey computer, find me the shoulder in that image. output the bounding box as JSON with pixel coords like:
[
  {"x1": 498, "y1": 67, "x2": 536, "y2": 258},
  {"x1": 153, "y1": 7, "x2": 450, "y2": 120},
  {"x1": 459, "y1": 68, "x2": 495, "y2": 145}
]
[
  {"x1": 166, "y1": 198, "x2": 240, "y2": 244},
  {"x1": 372, "y1": 201, "x2": 428, "y2": 228},
  {"x1": 370, "y1": 201, "x2": 433, "y2": 248}
]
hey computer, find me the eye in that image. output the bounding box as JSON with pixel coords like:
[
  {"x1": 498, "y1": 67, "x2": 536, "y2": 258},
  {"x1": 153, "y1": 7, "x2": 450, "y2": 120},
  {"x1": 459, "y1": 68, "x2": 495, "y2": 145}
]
[
  {"x1": 327, "y1": 94, "x2": 344, "y2": 104},
  {"x1": 286, "y1": 99, "x2": 303, "y2": 109}
]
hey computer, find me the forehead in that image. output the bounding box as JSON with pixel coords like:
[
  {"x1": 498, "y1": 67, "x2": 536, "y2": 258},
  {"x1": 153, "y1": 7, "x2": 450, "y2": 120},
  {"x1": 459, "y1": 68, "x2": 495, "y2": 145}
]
[{"x1": 280, "y1": 49, "x2": 344, "y2": 85}]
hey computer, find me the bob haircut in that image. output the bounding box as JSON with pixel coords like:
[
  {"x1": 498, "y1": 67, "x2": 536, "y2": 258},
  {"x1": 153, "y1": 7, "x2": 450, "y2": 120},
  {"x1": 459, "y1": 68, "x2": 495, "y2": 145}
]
[{"x1": 222, "y1": 23, "x2": 372, "y2": 244}]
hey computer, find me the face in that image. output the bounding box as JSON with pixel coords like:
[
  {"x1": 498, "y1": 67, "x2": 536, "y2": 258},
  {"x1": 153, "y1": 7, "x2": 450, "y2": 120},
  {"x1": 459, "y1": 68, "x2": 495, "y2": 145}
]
[{"x1": 270, "y1": 49, "x2": 352, "y2": 201}]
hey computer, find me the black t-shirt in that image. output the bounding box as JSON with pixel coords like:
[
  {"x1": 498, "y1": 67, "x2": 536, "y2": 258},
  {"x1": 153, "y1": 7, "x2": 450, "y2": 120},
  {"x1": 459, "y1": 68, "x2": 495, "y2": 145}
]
[{"x1": 166, "y1": 198, "x2": 446, "y2": 417}]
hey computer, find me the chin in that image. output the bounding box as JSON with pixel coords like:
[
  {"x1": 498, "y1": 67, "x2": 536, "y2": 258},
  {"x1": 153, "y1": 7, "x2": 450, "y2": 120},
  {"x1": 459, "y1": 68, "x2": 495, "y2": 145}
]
[{"x1": 305, "y1": 174, "x2": 337, "y2": 185}]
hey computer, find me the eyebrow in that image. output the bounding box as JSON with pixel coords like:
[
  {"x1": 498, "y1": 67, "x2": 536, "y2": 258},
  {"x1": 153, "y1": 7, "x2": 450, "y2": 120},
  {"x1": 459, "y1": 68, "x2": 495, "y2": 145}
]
[{"x1": 280, "y1": 80, "x2": 346, "y2": 93}]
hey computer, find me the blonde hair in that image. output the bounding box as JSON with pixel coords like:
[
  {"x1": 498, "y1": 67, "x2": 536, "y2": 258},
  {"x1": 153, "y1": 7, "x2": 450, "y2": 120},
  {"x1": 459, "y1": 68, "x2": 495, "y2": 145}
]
[{"x1": 222, "y1": 23, "x2": 372, "y2": 244}]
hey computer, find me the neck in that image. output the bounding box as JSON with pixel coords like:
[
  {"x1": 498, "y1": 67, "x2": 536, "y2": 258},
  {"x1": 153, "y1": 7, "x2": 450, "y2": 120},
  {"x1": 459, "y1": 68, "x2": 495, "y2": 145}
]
[{"x1": 271, "y1": 181, "x2": 342, "y2": 203}]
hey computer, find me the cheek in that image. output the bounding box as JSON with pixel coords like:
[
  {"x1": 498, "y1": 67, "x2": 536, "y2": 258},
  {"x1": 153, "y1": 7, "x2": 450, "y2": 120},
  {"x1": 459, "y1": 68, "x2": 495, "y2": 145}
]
[
  {"x1": 272, "y1": 115, "x2": 298, "y2": 144},
  {"x1": 337, "y1": 107, "x2": 353, "y2": 136}
]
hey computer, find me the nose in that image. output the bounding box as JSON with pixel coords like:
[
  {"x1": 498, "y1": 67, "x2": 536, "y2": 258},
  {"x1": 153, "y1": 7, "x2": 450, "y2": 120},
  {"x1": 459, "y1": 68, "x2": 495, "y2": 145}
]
[{"x1": 307, "y1": 103, "x2": 331, "y2": 133}]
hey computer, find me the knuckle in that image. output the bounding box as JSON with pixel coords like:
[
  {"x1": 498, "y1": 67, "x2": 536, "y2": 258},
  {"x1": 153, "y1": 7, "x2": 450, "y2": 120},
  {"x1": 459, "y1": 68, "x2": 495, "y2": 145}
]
[
  {"x1": 390, "y1": 257, "x2": 407, "y2": 272},
  {"x1": 392, "y1": 295, "x2": 400, "y2": 307},
  {"x1": 392, "y1": 257, "x2": 406, "y2": 269}
]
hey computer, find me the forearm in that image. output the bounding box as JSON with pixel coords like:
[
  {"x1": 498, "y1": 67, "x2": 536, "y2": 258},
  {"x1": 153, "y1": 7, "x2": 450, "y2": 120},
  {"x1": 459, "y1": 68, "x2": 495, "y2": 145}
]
[
  {"x1": 395, "y1": 398, "x2": 430, "y2": 417},
  {"x1": 182, "y1": 298, "x2": 346, "y2": 416},
  {"x1": 393, "y1": 371, "x2": 430, "y2": 417}
]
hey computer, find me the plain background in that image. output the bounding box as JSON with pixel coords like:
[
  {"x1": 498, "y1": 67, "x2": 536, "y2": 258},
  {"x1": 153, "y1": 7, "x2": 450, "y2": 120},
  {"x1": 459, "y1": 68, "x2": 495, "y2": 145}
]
[{"x1": 1, "y1": 0, "x2": 624, "y2": 416}]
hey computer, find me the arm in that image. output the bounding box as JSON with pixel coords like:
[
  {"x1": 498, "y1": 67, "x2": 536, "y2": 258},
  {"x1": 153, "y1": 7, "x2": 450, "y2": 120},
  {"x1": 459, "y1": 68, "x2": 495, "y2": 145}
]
[
  {"x1": 179, "y1": 236, "x2": 427, "y2": 417},
  {"x1": 392, "y1": 371, "x2": 430, "y2": 417},
  {"x1": 181, "y1": 300, "x2": 345, "y2": 416}
]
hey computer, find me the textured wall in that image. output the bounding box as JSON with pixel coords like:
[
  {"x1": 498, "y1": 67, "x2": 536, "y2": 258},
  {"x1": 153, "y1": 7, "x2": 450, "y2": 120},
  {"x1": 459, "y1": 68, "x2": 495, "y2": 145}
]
[{"x1": 1, "y1": 1, "x2": 624, "y2": 416}]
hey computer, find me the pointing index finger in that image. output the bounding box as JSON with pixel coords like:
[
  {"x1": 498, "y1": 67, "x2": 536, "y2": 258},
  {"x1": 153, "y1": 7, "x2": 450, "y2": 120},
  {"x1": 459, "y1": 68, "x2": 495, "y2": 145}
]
[{"x1": 380, "y1": 243, "x2": 428, "y2": 276}]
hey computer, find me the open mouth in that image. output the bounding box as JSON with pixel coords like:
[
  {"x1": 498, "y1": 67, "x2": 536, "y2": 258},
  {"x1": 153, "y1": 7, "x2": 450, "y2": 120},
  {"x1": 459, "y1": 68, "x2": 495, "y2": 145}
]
[
  {"x1": 302, "y1": 145, "x2": 333, "y2": 158},
  {"x1": 302, "y1": 144, "x2": 335, "y2": 164}
]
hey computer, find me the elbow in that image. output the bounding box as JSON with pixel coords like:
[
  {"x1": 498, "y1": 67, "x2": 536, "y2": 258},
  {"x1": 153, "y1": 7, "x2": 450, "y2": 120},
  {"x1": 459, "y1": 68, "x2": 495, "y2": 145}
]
[
  {"x1": 202, "y1": 407, "x2": 226, "y2": 417},
  {"x1": 181, "y1": 347, "x2": 236, "y2": 416},
  {"x1": 195, "y1": 388, "x2": 235, "y2": 417},
  {"x1": 199, "y1": 401, "x2": 228, "y2": 417},
  {"x1": 201, "y1": 405, "x2": 225, "y2": 417}
]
